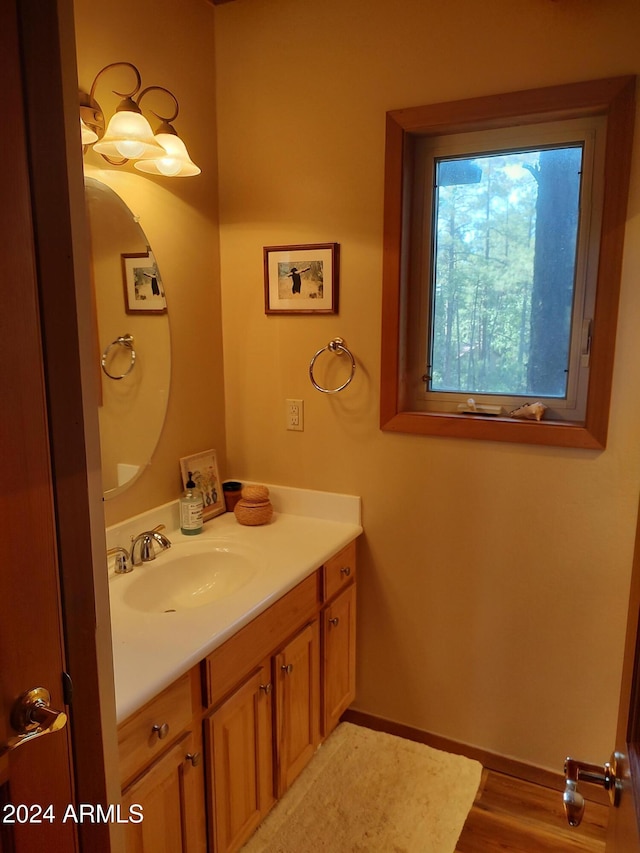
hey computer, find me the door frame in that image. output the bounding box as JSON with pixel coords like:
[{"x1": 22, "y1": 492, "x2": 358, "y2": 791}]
[
  {"x1": 14, "y1": 0, "x2": 122, "y2": 849},
  {"x1": 607, "y1": 491, "x2": 640, "y2": 849}
]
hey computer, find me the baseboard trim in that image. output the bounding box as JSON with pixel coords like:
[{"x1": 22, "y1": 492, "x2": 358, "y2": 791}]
[{"x1": 341, "y1": 709, "x2": 609, "y2": 805}]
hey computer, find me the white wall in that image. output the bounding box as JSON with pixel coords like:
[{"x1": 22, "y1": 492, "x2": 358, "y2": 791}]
[{"x1": 214, "y1": 0, "x2": 640, "y2": 771}]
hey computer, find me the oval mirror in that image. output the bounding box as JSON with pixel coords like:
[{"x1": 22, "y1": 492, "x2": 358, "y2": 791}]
[{"x1": 85, "y1": 177, "x2": 171, "y2": 499}]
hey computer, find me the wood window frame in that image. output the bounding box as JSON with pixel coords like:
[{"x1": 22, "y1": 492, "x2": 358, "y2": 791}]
[{"x1": 380, "y1": 76, "x2": 636, "y2": 449}]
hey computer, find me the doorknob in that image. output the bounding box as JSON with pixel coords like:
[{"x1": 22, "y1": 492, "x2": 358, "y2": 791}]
[
  {"x1": 0, "y1": 687, "x2": 67, "y2": 756},
  {"x1": 563, "y1": 754, "x2": 620, "y2": 826}
]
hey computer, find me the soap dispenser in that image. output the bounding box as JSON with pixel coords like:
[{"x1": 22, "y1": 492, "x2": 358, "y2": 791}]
[{"x1": 180, "y1": 471, "x2": 204, "y2": 535}]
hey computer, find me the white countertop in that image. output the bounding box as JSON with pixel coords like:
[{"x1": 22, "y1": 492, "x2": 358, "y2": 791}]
[{"x1": 107, "y1": 486, "x2": 362, "y2": 722}]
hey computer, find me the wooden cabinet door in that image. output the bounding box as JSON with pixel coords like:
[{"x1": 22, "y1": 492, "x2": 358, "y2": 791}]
[
  {"x1": 121, "y1": 731, "x2": 205, "y2": 853},
  {"x1": 275, "y1": 620, "x2": 320, "y2": 796},
  {"x1": 206, "y1": 662, "x2": 274, "y2": 853},
  {"x1": 323, "y1": 584, "x2": 357, "y2": 736}
]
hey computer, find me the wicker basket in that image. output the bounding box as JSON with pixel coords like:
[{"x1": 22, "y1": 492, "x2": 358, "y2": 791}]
[{"x1": 234, "y1": 485, "x2": 273, "y2": 526}]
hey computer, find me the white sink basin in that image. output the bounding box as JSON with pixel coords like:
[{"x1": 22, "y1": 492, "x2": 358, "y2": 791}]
[{"x1": 122, "y1": 540, "x2": 262, "y2": 613}]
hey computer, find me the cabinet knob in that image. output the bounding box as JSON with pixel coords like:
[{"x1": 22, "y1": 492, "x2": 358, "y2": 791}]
[
  {"x1": 260, "y1": 682, "x2": 272, "y2": 695},
  {"x1": 152, "y1": 722, "x2": 169, "y2": 740},
  {"x1": 186, "y1": 751, "x2": 202, "y2": 767},
  {"x1": 340, "y1": 566, "x2": 351, "y2": 577},
  {"x1": 329, "y1": 617, "x2": 340, "y2": 626},
  {"x1": 281, "y1": 663, "x2": 294, "y2": 675}
]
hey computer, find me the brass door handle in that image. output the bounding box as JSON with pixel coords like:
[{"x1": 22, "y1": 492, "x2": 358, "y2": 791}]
[
  {"x1": 1, "y1": 687, "x2": 67, "y2": 756},
  {"x1": 281, "y1": 664, "x2": 294, "y2": 675}
]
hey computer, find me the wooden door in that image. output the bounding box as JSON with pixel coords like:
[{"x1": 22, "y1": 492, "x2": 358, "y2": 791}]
[
  {"x1": 1, "y1": 1, "x2": 114, "y2": 851},
  {"x1": 606, "y1": 495, "x2": 640, "y2": 850},
  {"x1": 275, "y1": 621, "x2": 320, "y2": 796},
  {"x1": 323, "y1": 584, "x2": 357, "y2": 737},
  {"x1": 206, "y1": 663, "x2": 274, "y2": 853},
  {"x1": 0, "y1": 1, "x2": 77, "y2": 849}
]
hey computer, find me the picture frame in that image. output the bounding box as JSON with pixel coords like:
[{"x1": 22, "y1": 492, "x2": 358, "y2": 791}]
[
  {"x1": 264, "y1": 243, "x2": 339, "y2": 314},
  {"x1": 122, "y1": 252, "x2": 167, "y2": 314},
  {"x1": 179, "y1": 449, "x2": 225, "y2": 521}
]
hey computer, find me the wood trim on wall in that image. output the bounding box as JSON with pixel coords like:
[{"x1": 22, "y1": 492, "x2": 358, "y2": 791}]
[
  {"x1": 342, "y1": 709, "x2": 610, "y2": 806},
  {"x1": 380, "y1": 75, "x2": 636, "y2": 450},
  {"x1": 607, "y1": 492, "x2": 640, "y2": 845}
]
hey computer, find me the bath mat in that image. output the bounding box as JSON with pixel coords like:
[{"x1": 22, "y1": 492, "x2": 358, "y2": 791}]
[{"x1": 241, "y1": 722, "x2": 482, "y2": 853}]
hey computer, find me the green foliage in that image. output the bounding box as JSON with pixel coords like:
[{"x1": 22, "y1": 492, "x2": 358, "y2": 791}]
[{"x1": 430, "y1": 146, "x2": 581, "y2": 400}]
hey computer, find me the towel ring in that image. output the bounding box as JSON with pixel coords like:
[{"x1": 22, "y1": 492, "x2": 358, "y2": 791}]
[
  {"x1": 309, "y1": 337, "x2": 356, "y2": 394},
  {"x1": 101, "y1": 334, "x2": 136, "y2": 380}
]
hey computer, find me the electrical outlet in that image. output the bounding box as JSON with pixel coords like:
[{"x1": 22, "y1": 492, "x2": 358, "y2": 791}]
[{"x1": 286, "y1": 399, "x2": 304, "y2": 431}]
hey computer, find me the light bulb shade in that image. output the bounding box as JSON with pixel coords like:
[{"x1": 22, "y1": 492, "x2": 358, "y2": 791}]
[
  {"x1": 80, "y1": 117, "x2": 99, "y2": 145},
  {"x1": 93, "y1": 110, "x2": 166, "y2": 161},
  {"x1": 134, "y1": 132, "x2": 201, "y2": 177}
]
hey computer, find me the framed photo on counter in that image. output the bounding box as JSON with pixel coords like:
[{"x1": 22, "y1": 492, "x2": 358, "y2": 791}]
[{"x1": 179, "y1": 449, "x2": 225, "y2": 520}]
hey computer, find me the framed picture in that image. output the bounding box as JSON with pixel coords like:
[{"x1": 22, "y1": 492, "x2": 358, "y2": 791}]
[
  {"x1": 122, "y1": 252, "x2": 167, "y2": 314},
  {"x1": 264, "y1": 243, "x2": 339, "y2": 314},
  {"x1": 179, "y1": 449, "x2": 225, "y2": 521}
]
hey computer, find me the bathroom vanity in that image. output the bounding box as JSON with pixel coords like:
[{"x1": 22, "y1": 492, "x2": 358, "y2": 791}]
[{"x1": 106, "y1": 487, "x2": 361, "y2": 853}]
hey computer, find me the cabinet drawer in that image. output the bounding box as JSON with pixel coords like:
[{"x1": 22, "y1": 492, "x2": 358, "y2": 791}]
[
  {"x1": 322, "y1": 541, "x2": 356, "y2": 602},
  {"x1": 118, "y1": 671, "x2": 194, "y2": 786},
  {"x1": 204, "y1": 572, "x2": 320, "y2": 709}
]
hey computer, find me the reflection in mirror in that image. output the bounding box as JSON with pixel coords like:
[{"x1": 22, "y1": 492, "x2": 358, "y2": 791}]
[{"x1": 85, "y1": 177, "x2": 171, "y2": 499}]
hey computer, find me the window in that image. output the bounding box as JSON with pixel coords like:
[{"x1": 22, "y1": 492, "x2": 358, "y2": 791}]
[
  {"x1": 380, "y1": 77, "x2": 635, "y2": 448},
  {"x1": 413, "y1": 119, "x2": 604, "y2": 422}
]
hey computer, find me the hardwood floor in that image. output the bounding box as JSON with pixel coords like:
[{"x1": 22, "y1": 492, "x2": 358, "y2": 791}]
[
  {"x1": 342, "y1": 711, "x2": 609, "y2": 851},
  {"x1": 456, "y1": 769, "x2": 608, "y2": 852}
]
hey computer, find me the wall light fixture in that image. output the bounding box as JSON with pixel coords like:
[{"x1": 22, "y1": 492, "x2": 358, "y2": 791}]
[
  {"x1": 79, "y1": 62, "x2": 201, "y2": 178},
  {"x1": 80, "y1": 117, "x2": 98, "y2": 145}
]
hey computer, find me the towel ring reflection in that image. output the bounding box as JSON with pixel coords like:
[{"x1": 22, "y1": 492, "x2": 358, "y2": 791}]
[
  {"x1": 309, "y1": 337, "x2": 356, "y2": 394},
  {"x1": 101, "y1": 334, "x2": 136, "y2": 380}
]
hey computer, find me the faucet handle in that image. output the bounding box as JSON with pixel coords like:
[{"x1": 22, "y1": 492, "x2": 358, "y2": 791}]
[
  {"x1": 151, "y1": 528, "x2": 172, "y2": 550},
  {"x1": 107, "y1": 546, "x2": 132, "y2": 574},
  {"x1": 151, "y1": 524, "x2": 171, "y2": 545}
]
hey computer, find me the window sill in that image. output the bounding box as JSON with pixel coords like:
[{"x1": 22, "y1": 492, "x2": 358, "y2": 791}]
[{"x1": 380, "y1": 409, "x2": 604, "y2": 450}]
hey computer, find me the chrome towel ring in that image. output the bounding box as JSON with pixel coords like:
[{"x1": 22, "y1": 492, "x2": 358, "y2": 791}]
[
  {"x1": 101, "y1": 334, "x2": 136, "y2": 380},
  {"x1": 309, "y1": 337, "x2": 356, "y2": 394}
]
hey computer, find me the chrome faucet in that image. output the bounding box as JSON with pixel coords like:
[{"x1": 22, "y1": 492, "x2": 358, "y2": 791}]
[
  {"x1": 107, "y1": 525, "x2": 172, "y2": 573},
  {"x1": 130, "y1": 526, "x2": 172, "y2": 566},
  {"x1": 106, "y1": 546, "x2": 132, "y2": 574}
]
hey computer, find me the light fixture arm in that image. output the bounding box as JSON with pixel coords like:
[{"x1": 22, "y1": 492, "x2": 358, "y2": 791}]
[
  {"x1": 89, "y1": 61, "x2": 143, "y2": 105},
  {"x1": 137, "y1": 86, "x2": 180, "y2": 128}
]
